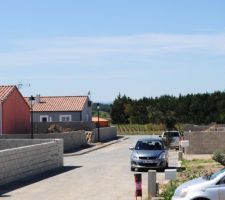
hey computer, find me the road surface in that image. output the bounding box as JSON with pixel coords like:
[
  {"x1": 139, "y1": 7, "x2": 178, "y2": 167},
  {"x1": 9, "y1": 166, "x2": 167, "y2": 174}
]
[{"x1": 0, "y1": 136, "x2": 177, "y2": 200}]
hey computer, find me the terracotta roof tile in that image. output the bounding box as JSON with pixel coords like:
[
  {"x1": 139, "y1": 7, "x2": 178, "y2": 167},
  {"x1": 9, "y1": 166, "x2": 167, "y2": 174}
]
[
  {"x1": 0, "y1": 85, "x2": 16, "y2": 102},
  {"x1": 26, "y1": 96, "x2": 89, "y2": 112}
]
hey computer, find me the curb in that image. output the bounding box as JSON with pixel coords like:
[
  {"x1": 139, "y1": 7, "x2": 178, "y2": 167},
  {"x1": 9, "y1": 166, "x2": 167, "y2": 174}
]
[{"x1": 64, "y1": 137, "x2": 129, "y2": 157}]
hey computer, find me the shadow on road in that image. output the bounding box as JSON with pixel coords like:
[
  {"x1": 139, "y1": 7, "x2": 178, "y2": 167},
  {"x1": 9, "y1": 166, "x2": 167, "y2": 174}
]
[
  {"x1": 0, "y1": 166, "x2": 82, "y2": 196},
  {"x1": 65, "y1": 144, "x2": 95, "y2": 154}
]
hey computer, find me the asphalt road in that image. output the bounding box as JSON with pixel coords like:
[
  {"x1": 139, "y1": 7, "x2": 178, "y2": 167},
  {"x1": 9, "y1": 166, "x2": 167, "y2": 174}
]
[{"x1": 0, "y1": 136, "x2": 176, "y2": 200}]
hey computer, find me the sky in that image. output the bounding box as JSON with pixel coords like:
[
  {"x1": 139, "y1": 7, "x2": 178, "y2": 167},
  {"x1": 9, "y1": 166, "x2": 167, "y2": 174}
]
[{"x1": 0, "y1": 0, "x2": 225, "y2": 102}]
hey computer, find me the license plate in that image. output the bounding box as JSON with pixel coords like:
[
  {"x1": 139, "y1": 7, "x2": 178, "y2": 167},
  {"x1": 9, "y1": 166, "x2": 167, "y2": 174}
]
[{"x1": 143, "y1": 160, "x2": 155, "y2": 163}]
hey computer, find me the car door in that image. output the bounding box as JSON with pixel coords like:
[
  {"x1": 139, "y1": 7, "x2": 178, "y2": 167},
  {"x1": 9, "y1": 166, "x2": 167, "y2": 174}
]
[{"x1": 218, "y1": 176, "x2": 225, "y2": 200}]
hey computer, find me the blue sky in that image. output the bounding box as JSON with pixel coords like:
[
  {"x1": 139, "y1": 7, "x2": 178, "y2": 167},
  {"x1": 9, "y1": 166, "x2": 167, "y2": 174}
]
[{"x1": 1, "y1": 0, "x2": 225, "y2": 102}]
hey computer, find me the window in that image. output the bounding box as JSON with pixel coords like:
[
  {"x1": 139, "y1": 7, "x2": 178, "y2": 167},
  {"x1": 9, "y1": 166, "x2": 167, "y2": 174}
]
[
  {"x1": 164, "y1": 131, "x2": 180, "y2": 137},
  {"x1": 135, "y1": 140, "x2": 164, "y2": 150},
  {"x1": 59, "y1": 115, "x2": 72, "y2": 122},
  {"x1": 218, "y1": 176, "x2": 225, "y2": 184},
  {"x1": 40, "y1": 115, "x2": 49, "y2": 122}
]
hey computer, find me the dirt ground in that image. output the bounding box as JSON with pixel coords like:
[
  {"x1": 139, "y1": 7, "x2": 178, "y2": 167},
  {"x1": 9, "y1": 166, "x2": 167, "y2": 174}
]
[{"x1": 183, "y1": 153, "x2": 212, "y2": 160}]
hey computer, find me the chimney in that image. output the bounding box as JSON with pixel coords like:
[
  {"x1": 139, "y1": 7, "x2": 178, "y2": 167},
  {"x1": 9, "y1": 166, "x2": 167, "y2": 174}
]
[{"x1": 36, "y1": 94, "x2": 41, "y2": 103}]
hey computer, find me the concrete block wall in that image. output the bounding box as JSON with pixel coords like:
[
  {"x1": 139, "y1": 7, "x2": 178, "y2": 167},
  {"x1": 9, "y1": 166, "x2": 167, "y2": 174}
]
[
  {"x1": 93, "y1": 127, "x2": 117, "y2": 142},
  {"x1": 184, "y1": 131, "x2": 225, "y2": 154},
  {"x1": 0, "y1": 131, "x2": 88, "y2": 152},
  {"x1": 0, "y1": 139, "x2": 53, "y2": 150},
  {"x1": 33, "y1": 131, "x2": 88, "y2": 152},
  {"x1": 0, "y1": 139, "x2": 63, "y2": 186}
]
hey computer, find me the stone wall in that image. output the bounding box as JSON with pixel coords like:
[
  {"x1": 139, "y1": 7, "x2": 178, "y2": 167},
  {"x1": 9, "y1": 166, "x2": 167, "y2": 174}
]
[
  {"x1": 33, "y1": 121, "x2": 93, "y2": 134},
  {"x1": 184, "y1": 131, "x2": 225, "y2": 154},
  {"x1": 93, "y1": 127, "x2": 117, "y2": 142},
  {"x1": 0, "y1": 131, "x2": 88, "y2": 152},
  {"x1": 0, "y1": 139, "x2": 63, "y2": 186}
]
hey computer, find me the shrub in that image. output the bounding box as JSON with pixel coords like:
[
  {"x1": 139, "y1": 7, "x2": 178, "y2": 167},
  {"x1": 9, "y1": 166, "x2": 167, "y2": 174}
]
[
  {"x1": 213, "y1": 150, "x2": 225, "y2": 166},
  {"x1": 160, "y1": 182, "x2": 178, "y2": 200}
]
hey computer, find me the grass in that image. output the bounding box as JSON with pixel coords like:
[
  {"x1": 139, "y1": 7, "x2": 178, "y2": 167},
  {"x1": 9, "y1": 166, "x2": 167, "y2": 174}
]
[
  {"x1": 116, "y1": 123, "x2": 166, "y2": 135},
  {"x1": 115, "y1": 123, "x2": 184, "y2": 135}
]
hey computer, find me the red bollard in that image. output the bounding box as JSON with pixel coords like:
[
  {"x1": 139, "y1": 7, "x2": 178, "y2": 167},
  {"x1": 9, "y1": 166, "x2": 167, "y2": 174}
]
[{"x1": 134, "y1": 173, "x2": 142, "y2": 199}]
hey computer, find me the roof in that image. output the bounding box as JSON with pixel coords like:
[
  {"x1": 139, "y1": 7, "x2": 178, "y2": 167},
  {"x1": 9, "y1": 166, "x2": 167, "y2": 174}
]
[
  {"x1": 26, "y1": 96, "x2": 89, "y2": 112},
  {"x1": 92, "y1": 117, "x2": 109, "y2": 122},
  {"x1": 0, "y1": 85, "x2": 16, "y2": 102}
]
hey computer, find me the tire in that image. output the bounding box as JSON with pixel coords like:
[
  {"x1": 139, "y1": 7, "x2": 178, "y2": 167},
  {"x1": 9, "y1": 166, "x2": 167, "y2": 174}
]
[
  {"x1": 193, "y1": 198, "x2": 210, "y2": 200},
  {"x1": 164, "y1": 161, "x2": 168, "y2": 168},
  {"x1": 131, "y1": 167, "x2": 135, "y2": 171}
]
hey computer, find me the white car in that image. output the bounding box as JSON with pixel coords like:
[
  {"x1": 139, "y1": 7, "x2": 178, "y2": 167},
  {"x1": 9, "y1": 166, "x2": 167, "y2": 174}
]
[{"x1": 172, "y1": 168, "x2": 225, "y2": 200}]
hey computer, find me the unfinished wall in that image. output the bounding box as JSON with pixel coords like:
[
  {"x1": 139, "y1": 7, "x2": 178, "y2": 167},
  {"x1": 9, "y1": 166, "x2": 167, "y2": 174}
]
[
  {"x1": 0, "y1": 139, "x2": 53, "y2": 150},
  {"x1": 93, "y1": 127, "x2": 117, "y2": 142},
  {"x1": 0, "y1": 139, "x2": 63, "y2": 186},
  {"x1": 0, "y1": 131, "x2": 88, "y2": 152},
  {"x1": 184, "y1": 131, "x2": 225, "y2": 154}
]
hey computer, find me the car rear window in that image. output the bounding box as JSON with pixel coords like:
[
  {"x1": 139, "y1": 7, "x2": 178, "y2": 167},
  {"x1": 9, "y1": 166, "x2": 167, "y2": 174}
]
[{"x1": 164, "y1": 132, "x2": 180, "y2": 137}]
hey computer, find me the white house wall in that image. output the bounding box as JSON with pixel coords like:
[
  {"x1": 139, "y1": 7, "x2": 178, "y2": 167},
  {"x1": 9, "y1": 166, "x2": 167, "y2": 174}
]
[{"x1": 82, "y1": 100, "x2": 92, "y2": 122}]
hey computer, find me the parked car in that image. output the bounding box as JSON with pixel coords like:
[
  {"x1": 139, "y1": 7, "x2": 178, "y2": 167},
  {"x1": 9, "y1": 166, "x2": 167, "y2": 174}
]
[
  {"x1": 172, "y1": 168, "x2": 225, "y2": 200},
  {"x1": 161, "y1": 131, "x2": 182, "y2": 150},
  {"x1": 129, "y1": 137, "x2": 168, "y2": 171}
]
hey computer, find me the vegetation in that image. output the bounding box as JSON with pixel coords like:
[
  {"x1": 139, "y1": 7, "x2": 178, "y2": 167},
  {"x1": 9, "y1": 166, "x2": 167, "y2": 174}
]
[
  {"x1": 116, "y1": 123, "x2": 165, "y2": 134},
  {"x1": 213, "y1": 149, "x2": 225, "y2": 166},
  {"x1": 160, "y1": 158, "x2": 222, "y2": 199},
  {"x1": 92, "y1": 103, "x2": 111, "y2": 119},
  {"x1": 110, "y1": 91, "x2": 225, "y2": 126},
  {"x1": 92, "y1": 103, "x2": 111, "y2": 114},
  {"x1": 116, "y1": 123, "x2": 184, "y2": 135}
]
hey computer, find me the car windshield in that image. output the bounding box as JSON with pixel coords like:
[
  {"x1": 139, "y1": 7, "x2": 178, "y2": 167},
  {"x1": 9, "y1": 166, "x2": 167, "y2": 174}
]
[
  {"x1": 135, "y1": 140, "x2": 164, "y2": 150},
  {"x1": 204, "y1": 168, "x2": 225, "y2": 180},
  {"x1": 164, "y1": 132, "x2": 179, "y2": 137}
]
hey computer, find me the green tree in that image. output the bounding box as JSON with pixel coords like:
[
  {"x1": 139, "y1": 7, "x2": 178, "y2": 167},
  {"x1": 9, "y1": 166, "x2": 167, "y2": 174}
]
[{"x1": 111, "y1": 94, "x2": 131, "y2": 124}]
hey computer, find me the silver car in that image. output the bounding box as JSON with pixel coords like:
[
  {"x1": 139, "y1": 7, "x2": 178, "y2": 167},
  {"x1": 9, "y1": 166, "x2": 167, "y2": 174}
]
[
  {"x1": 130, "y1": 137, "x2": 168, "y2": 171},
  {"x1": 161, "y1": 131, "x2": 181, "y2": 150},
  {"x1": 172, "y1": 168, "x2": 225, "y2": 200}
]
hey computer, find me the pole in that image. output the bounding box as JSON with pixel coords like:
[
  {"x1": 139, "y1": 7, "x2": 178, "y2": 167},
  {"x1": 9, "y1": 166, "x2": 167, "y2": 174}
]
[
  {"x1": 148, "y1": 170, "x2": 157, "y2": 199},
  {"x1": 134, "y1": 173, "x2": 142, "y2": 199},
  {"x1": 97, "y1": 104, "x2": 100, "y2": 142},
  {"x1": 29, "y1": 95, "x2": 35, "y2": 139},
  {"x1": 31, "y1": 107, "x2": 33, "y2": 139}
]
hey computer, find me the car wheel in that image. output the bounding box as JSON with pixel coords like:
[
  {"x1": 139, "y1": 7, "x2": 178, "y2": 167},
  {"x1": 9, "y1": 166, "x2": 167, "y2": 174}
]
[
  {"x1": 193, "y1": 198, "x2": 210, "y2": 200},
  {"x1": 166, "y1": 162, "x2": 168, "y2": 168},
  {"x1": 131, "y1": 167, "x2": 135, "y2": 171}
]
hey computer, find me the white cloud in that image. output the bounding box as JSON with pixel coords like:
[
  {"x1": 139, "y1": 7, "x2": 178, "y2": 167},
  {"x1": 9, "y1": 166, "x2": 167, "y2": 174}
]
[{"x1": 0, "y1": 33, "x2": 225, "y2": 68}]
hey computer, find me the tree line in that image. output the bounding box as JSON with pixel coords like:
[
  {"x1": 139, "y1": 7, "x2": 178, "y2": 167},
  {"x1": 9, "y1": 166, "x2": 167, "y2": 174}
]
[{"x1": 110, "y1": 91, "x2": 225, "y2": 125}]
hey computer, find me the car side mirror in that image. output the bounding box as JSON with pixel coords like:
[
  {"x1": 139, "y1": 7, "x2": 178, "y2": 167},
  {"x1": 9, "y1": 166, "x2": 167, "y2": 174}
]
[{"x1": 129, "y1": 146, "x2": 134, "y2": 150}]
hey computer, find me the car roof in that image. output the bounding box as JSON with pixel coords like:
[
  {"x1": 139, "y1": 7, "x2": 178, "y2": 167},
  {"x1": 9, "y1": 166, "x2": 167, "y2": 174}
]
[{"x1": 137, "y1": 136, "x2": 163, "y2": 142}]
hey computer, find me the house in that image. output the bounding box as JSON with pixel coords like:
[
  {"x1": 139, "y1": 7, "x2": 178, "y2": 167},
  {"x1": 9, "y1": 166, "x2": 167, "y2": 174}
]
[
  {"x1": 29, "y1": 95, "x2": 92, "y2": 123},
  {"x1": 0, "y1": 85, "x2": 31, "y2": 134}
]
